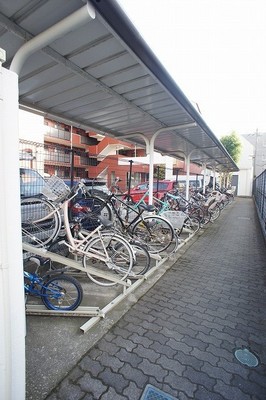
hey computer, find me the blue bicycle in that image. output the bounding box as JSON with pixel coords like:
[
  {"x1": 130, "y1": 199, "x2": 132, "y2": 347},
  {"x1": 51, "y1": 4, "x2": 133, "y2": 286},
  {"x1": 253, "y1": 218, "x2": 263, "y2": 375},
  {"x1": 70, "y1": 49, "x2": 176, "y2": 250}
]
[{"x1": 24, "y1": 257, "x2": 83, "y2": 311}]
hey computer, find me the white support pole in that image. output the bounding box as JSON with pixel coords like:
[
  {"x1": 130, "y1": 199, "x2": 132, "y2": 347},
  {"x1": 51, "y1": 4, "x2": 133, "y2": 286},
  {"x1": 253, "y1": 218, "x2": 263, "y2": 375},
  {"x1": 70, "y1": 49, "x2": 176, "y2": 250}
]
[
  {"x1": 0, "y1": 66, "x2": 25, "y2": 399},
  {"x1": 213, "y1": 167, "x2": 216, "y2": 190},
  {"x1": 185, "y1": 153, "x2": 191, "y2": 200},
  {"x1": 149, "y1": 123, "x2": 197, "y2": 205},
  {"x1": 202, "y1": 163, "x2": 207, "y2": 194}
]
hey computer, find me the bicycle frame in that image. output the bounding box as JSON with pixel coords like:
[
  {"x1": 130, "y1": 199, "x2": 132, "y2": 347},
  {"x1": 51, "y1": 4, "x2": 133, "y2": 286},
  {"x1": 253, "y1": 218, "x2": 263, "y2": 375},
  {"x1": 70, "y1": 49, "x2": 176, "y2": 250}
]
[
  {"x1": 24, "y1": 271, "x2": 62, "y2": 300},
  {"x1": 101, "y1": 192, "x2": 154, "y2": 232},
  {"x1": 62, "y1": 198, "x2": 114, "y2": 262},
  {"x1": 22, "y1": 184, "x2": 130, "y2": 264}
]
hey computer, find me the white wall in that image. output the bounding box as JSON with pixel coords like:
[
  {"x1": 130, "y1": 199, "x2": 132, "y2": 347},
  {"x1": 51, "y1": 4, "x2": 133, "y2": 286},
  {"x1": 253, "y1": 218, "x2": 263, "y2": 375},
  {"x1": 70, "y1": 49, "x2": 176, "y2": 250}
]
[
  {"x1": 0, "y1": 68, "x2": 25, "y2": 399},
  {"x1": 236, "y1": 135, "x2": 254, "y2": 196}
]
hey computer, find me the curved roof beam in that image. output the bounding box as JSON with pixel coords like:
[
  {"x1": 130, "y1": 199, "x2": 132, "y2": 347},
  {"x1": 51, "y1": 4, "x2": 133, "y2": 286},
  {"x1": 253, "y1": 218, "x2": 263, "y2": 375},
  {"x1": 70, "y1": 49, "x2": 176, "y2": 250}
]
[{"x1": 10, "y1": 3, "x2": 95, "y2": 75}]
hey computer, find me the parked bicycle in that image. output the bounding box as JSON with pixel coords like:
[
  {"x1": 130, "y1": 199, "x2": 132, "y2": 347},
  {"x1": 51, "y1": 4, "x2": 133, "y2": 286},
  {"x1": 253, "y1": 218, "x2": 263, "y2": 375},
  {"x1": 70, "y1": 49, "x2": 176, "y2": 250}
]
[
  {"x1": 127, "y1": 188, "x2": 200, "y2": 236},
  {"x1": 21, "y1": 176, "x2": 134, "y2": 286},
  {"x1": 24, "y1": 256, "x2": 83, "y2": 311},
  {"x1": 69, "y1": 189, "x2": 176, "y2": 255}
]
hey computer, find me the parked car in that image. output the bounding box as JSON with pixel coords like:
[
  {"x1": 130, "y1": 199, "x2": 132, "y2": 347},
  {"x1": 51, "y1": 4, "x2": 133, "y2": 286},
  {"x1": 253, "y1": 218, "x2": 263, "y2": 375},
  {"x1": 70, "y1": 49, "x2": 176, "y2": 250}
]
[
  {"x1": 176, "y1": 175, "x2": 205, "y2": 192},
  {"x1": 20, "y1": 168, "x2": 45, "y2": 197},
  {"x1": 126, "y1": 180, "x2": 178, "y2": 203}
]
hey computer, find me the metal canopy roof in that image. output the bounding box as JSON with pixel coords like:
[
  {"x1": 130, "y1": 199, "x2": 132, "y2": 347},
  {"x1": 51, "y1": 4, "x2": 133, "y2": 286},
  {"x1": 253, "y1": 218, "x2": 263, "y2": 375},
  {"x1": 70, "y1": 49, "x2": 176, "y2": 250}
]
[{"x1": 0, "y1": 0, "x2": 238, "y2": 172}]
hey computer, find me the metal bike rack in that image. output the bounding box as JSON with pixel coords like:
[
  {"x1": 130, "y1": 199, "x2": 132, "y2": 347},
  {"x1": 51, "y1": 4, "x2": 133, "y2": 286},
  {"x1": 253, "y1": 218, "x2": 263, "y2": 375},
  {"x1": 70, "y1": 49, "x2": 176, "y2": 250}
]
[{"x1": 23, "y1": 232, "x2": 192, "y2": 331}]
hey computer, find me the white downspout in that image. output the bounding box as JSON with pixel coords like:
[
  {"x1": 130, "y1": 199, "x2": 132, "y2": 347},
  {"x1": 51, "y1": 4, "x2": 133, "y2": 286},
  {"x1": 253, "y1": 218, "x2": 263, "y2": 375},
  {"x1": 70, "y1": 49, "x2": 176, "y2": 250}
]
[{"x1": 10, "y1": 3, "x2": 95, "y2": 75}]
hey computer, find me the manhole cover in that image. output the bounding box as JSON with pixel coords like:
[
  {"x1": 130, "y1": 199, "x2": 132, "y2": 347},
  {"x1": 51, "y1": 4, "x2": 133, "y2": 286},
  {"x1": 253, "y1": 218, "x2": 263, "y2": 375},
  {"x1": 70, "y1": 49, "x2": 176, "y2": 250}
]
[
  {"x1": 234, "y1": 348, "x2": 259, "y2": 367},
  {"x1": 140, "y1": 384, "x2": 178, "y2": 400}
]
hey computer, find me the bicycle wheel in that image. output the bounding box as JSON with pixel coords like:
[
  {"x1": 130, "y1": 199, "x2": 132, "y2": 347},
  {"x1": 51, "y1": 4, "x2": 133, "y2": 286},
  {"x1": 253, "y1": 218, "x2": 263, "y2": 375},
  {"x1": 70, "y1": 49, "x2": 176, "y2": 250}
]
[
  {"x1": 129, "y1": 242, "x2": 151, "y2": 276},
  {"x1": 41, "y1": 274, "x2": 83, "y2": 310},
  {"x1": 21, "y1": 197, "x2": 61, "y2": 247},
  {"x1": 48, "y1": 237, "x2": 70, "y2": 269},
  {"x1": 131, "y1": 215, "x2": 175, "y2": 254},
  {"x1": 69, "y1": 196, "x2": 112, "y2": 231},
  {"x1": 190, "y1": 206, "x2": 211, "y2": 226},
  {"x1": 209, "y1": 204, "x2": 221, "y2": 221},
  {"x1": 83, "y1": 233, "x2": 134, "y2": 286},
  {"x1": 179, "y1": 216, "x2": 200, "y2": 235}
]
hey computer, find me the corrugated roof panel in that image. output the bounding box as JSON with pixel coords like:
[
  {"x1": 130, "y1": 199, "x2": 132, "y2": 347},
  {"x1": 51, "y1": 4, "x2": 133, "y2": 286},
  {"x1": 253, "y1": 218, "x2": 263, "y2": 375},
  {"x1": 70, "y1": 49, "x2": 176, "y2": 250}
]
[{"x1": 0, "y1": 0, "x2": 239, "y2": 172}]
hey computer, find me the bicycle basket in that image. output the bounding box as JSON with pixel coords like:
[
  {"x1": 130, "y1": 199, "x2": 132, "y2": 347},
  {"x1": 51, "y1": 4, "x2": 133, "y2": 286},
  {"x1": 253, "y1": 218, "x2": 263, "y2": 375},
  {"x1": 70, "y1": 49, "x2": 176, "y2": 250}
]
[
  {"x1": 41, "y1": 176, "x2": 70, "y2": 202},
  {"x1": 161, "y1": 210, "x2": 186, "y2": 229}
]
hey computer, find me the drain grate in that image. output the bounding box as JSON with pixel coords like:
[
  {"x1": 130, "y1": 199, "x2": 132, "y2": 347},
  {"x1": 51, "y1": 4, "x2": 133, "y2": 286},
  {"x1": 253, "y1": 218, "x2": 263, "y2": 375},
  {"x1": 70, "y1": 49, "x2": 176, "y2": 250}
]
[
  {"x1": 140, "y1": 384, "x2": 178, "y2": 400},
  {"x1": 234, "y1": 348, "x2": 259, "y2": 367}
]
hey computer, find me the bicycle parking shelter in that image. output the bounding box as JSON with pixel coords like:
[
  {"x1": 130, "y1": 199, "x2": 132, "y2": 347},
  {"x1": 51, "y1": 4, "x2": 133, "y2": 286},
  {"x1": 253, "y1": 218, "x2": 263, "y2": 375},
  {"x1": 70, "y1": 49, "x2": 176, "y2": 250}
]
[{"x1": 0, "y1": 1, "x2": 239, "y2": 398}]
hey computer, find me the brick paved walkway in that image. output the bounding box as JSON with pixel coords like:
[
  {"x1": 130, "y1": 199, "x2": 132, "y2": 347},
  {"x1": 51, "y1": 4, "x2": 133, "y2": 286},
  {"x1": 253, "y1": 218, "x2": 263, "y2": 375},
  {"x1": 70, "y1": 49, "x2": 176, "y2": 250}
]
[{"x1": 44, "y1": 197, "x2": 266, "y2": 400}]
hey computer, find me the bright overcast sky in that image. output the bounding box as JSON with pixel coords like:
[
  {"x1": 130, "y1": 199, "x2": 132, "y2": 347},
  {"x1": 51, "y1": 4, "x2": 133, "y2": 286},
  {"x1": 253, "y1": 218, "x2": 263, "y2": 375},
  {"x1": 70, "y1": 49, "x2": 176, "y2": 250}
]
[{"x1": 117, "y1": 0, "x2": 266, "y2": 138}]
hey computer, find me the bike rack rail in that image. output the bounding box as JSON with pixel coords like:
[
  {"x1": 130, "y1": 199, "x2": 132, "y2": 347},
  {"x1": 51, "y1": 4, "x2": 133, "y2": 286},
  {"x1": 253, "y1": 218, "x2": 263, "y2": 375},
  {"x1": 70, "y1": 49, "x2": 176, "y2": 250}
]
[{"x1": 23, "y1": 230, "x2": 197, "y2": 332}]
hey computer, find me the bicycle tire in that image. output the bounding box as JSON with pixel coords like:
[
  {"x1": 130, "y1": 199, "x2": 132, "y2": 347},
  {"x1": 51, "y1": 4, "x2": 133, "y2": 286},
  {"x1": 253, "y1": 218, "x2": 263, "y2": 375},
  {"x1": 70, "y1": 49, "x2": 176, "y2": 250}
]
[
  {"x1": 179, "y1": 216, "x2": 200, "y2": 235},
  {"x1": 82, "y1": 233, "x2": 134, "y2": 286},
  {"x1": 69, "y1": 196, "x2": 112, "y2": 231},
  {"x1": 48, "y1": 237, "x2": 70, "y2": 269},
  {"x1": 209, "y1": 204, "x2": 221, "y2": 221},
  {"x1": 128, "y1": 242, "x2": 151, "y2": 276},
  {"x1": 131, "y1": 215, "x2": 175, "y2": 254},
  {"x1": 21, "y1": 197, "x2": 61, "y2": 247},
  {"x1": 41, "y1": 274, "x2": 83, "y2": 310}
]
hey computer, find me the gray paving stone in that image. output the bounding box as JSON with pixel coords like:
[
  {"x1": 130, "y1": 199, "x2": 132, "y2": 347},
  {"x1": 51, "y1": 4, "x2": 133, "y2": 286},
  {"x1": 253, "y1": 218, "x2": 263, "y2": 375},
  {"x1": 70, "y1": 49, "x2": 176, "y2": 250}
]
[
  {"x1": 164, "y1": 371, "x2": 197, "y2": 398},
  {"x1": 200, "y1": 361, "x2": 232, "y2": 384},
  {"x1": 157, "y1": 354, "x2": 186, "y2": 375},
  {"x1": 116, "y1": 347, "x2": 143, "y2": 368},
  {"x1": 78, "y1": 374, "x2": 107, "y2": 398},
  {"x1": 190, "y1": 348, "x2": 219, "y2": 366},
  {"x1": 130, "y1": 332, "x2": 153, "y2": 347},
  {"x1": 231, "y1": 374, "x2": 266, "y2": 399},
  {"x1": 56, "y1": 380, "x2": 85, "y2": 400},
  {"x1": 98, "y1": 368, "x2": 129, "y2": 394},
  {"x1": 96, "y1": 352, "x2": 124, "y2": 372},
  {"x1": 214, "y1": 379, "x2": 252, "y2": 400},
  {"x1": 173, "y1": 351, "x2": 204, "y2": 370},
  {"x1": 119, "y1": 363, "x2": 149, "y2": 389},
  {"x1": 166, "y1": 338, "x2": 193, "y2": 354},
  {"x1": 123, "y1": 382, "x2": 143, "y2": 399},
  {"x1": 194, "y1": 386, "x2": 225, "y2": 400},
  {"x1": 79, "y1": 358, "x2": 105, "y2": 376},
  {"x1": 133, "y1": 343, "x2": 160, "y2": 363},
  {"x1": 100, "y1": 387, "x2": 127, "y2": 399},
  {"x1": 138, "y1": 358, "x2": 169, "y2": 382}
]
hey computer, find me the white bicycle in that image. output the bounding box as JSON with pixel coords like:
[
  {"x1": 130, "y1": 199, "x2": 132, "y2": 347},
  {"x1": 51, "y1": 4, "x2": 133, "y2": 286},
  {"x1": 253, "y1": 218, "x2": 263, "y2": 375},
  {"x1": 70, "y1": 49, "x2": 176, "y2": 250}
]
[{"x1": 21, "y1": 177, "x2": 134, "y2": 286}]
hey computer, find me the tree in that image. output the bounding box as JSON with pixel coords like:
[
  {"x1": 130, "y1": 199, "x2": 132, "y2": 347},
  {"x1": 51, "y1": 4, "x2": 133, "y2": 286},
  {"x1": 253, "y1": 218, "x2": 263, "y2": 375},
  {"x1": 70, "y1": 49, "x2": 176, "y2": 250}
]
[
  {"x1": 220, "y1": 131, "x2": 242, "y2": 188},
  {"x1": 220, "y1": 131, "x2": 242, "y2": 163}
]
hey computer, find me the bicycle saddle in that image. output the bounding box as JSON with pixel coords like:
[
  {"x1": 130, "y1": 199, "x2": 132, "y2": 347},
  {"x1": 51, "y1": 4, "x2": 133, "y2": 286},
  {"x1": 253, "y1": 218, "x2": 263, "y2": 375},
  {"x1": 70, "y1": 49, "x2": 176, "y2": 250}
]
[{"x1": 139, "y1": 204, "x2": 156, "y2": 212}]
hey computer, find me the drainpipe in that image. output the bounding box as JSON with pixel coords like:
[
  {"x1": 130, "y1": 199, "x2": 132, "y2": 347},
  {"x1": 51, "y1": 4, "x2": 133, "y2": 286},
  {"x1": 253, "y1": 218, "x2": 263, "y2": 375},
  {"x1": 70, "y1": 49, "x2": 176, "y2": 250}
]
[{"x1": 10, "y1": 2, "x2": 95, "y2": 75}]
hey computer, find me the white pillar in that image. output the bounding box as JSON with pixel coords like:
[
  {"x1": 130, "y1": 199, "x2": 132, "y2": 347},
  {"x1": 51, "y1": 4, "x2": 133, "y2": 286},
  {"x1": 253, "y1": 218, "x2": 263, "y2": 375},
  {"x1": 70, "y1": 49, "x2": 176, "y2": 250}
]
[
  {"x1": 185, "y1": 154, "x2": 191, "y2": 200},
  {"x1": 213, "y1": 168, "x2": 216, "y2": 190},
  {"x1": 0, "y1": 66, "x2": 25, "y2": 399},
  {"x1": 202, "y1": 163, "x2": 207, "y2": 194}
]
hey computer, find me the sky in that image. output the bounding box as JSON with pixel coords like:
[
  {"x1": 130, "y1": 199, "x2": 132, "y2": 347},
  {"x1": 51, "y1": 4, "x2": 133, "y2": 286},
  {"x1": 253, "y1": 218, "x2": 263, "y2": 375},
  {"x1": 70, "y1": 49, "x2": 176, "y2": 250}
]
[{"x1": 117, "y1": 0, "x2": 266, "y2": 139}]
